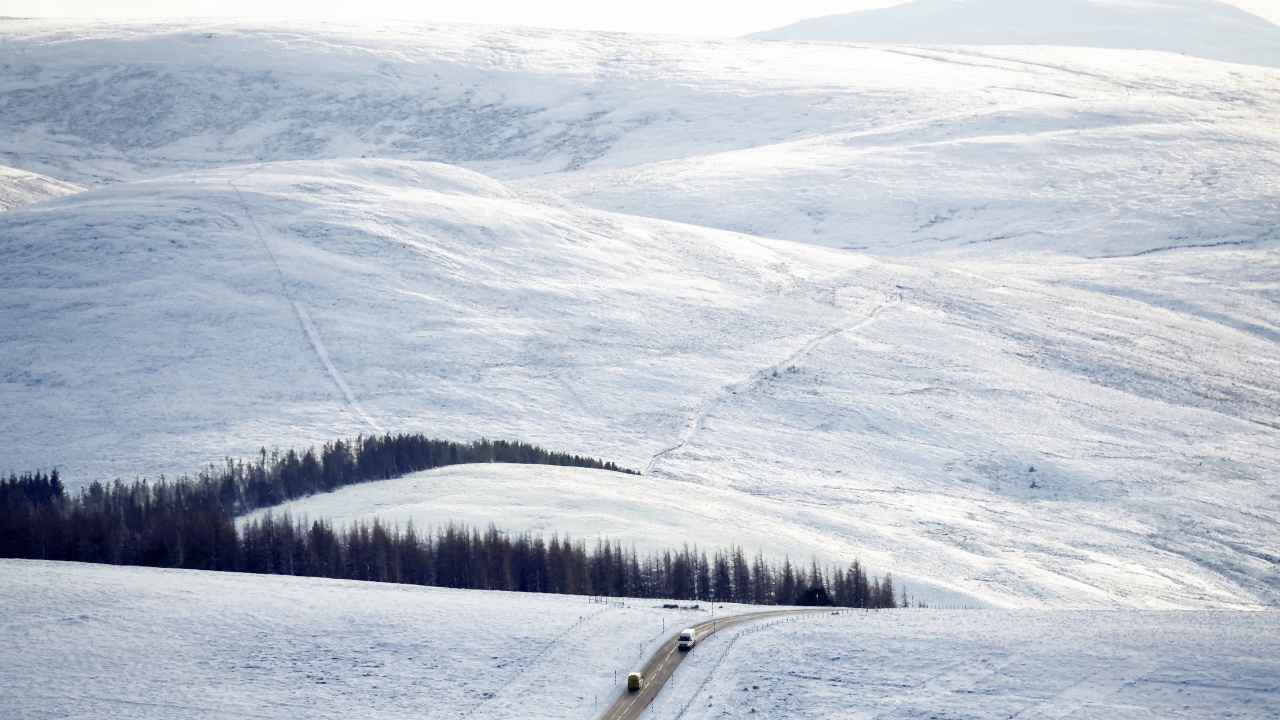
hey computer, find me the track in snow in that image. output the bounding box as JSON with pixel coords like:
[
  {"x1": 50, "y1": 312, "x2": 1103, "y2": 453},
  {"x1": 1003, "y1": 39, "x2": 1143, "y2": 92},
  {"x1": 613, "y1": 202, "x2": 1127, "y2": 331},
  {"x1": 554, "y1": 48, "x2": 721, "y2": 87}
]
[
  {"x1": 229, "y1": 175, "x2": 383, "y2": 433},
  {"x1": 646, "y1": 288, "x2": 902, "y2": 474}
]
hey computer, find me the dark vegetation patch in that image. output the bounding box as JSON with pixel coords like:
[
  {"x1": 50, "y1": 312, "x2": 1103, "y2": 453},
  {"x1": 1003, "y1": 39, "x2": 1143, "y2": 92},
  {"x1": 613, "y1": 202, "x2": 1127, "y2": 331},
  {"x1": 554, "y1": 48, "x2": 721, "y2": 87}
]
[{"x1": 0, "y1": 435, "x2": 897, "y2": 608}]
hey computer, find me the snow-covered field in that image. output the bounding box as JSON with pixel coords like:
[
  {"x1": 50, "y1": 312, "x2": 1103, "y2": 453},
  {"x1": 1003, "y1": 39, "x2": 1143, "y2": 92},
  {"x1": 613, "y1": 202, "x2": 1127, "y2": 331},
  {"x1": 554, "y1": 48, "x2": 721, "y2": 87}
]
[
  {"x1": 0, "y1": 559, "x2": 730, "y2": 720},
  {"x1": 1, "y1": 19, "x2": 1278, "y2": 612},
  {"x1": 651, "y1": 607, "x2": 1280, "y2": 719},
  {"x1": 4, "y1": 560, "x2": 1275, "y2": 720}
]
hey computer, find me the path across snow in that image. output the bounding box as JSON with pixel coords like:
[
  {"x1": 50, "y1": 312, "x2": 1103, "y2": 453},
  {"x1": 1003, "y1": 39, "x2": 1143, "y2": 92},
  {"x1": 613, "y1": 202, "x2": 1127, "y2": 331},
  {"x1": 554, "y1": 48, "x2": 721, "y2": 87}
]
[{"x1": 647, "y1": 288, "x2": 903, "y2": 474}]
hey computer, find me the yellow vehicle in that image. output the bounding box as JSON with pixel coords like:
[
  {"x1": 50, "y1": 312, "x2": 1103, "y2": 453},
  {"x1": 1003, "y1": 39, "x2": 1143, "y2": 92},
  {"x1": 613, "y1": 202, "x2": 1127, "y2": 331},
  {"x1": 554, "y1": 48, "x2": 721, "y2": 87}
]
[{"x1": 627, "y1": 671, "x2": 644, "y2": 691}]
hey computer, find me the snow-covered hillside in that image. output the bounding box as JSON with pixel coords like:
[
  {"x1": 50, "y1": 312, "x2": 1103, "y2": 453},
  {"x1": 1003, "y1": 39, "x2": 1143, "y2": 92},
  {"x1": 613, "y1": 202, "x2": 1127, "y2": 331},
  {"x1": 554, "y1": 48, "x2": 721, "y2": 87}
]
[
  {"x1": 530, "y1": 45, "x2": 1280, "y2": 259},
  {"x1": 0, "y1": 158, "x2": 886, "y2": 483},
  {"x1": 2, "y1": 22, "x2": 1278, "y2": 610},
  {"x1": 5, "y1": 19, "x2": 1276, "y2": 257},
  {"x1": 0, "y1": 164, "x2": 80, "y2": 211},
  {"x1": 244, "y1": 464, "x2": 977, "y2": 606},
  {"x1": 2, "y1": 18, "x2": 962, "y2": 185},
  {"x1": 749, "y1": 0, "x2": 1280, "y2": 68},
  {"x1": 0, "y1": 560, "x2": 731, "y2": 719},
  {"x1": 651, "y1": 607, "x2": 1280, "y2": 719},
  {"x1": 4, "y1": 158, "x2": 1279, "y2": 609}
]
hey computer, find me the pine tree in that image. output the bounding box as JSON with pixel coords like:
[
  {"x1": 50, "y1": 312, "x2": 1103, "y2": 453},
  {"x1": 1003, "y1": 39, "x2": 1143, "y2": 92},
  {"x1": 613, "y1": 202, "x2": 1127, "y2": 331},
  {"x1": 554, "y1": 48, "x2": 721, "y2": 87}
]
[{"x1": 779, "y1": 556, "x2": 796, "y2": 605}]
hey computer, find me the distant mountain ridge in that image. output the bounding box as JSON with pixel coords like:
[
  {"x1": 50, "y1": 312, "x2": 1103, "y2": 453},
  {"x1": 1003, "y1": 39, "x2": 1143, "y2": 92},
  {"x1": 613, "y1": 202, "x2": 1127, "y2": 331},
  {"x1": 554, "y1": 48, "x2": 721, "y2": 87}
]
[{"x1": 749, "y1": 0, "x2": 1280, "y2": 67}]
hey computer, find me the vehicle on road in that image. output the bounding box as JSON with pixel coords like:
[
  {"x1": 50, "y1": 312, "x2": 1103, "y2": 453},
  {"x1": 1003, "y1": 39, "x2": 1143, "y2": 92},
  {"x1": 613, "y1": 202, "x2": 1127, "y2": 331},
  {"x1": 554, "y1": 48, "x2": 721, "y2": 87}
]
[
  {"x1": 627, "y1": 671, "x2": 644, "y2": 691},
  {"x1": 677, "y1": 629, "x2": 697, "y2": 651}
]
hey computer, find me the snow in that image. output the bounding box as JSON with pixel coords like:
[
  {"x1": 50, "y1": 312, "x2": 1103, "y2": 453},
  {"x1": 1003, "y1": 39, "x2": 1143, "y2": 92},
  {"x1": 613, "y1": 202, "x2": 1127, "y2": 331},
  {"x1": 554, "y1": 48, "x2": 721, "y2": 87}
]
[
  {"x1": 0, "y1": 158, "x2": 884, "y2": 484},
  {"x1": 650, "y1": 608, "x2": 1280, "y2": 719},
  {"x1": 749, "y1": 0, "x2": 1280, "y2": 69},
  {"x1": 0, "y1": 164, "x2": 81, "y2": 211},
  {"x1": 243, "y1": 464, "x2": 979, "y2": 607},
  {"x1": 0, "y1": 559, "x2": 744, "y2": 720},
  {"x1": 1, "y1": 21, "x2": 1278, "y2": 611},
  {"x1": 529, "y1": 46, "x2": 1280, "y2": 259},
  {"x1": 4, "y1": 561, "x2": 1275, "y2": 720},
  {"x1": 7, "y1": 19, "x2": 1277, "y2": 260},
  {"x1": 3, "y1": 158, "x2": 1278, "y2": 610},
  {"x1": 4, "y1": 17, "x2": 1274, "y2": 194},
  {"x1": 2, "y1": 17, "x2": 937, "y2": 185}
]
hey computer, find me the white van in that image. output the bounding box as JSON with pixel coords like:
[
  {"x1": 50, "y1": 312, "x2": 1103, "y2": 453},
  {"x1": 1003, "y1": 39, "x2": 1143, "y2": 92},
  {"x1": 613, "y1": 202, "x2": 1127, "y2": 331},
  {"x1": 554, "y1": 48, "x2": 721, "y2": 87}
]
[{"x1": 678, "y1": 629, "x2": 697, "y2": 651}]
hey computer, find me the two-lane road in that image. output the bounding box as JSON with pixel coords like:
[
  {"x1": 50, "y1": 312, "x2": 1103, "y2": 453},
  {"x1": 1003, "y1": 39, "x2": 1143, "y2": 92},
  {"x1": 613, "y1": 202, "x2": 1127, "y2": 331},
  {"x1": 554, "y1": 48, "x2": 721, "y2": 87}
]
[{"x1": 599, "y1": 609, "x2": 822, "y2": 720}]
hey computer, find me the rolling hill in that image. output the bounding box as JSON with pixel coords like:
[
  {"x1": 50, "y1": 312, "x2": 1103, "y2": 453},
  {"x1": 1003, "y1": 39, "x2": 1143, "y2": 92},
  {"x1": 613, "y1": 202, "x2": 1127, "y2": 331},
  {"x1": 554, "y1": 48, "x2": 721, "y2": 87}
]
[
  {"x1": 749, "y1": 0, "x2": 1280, "y2": 68},
  {"x1": 1, "y1": 20, "x2": 1277, "y2": 609},
  {"x1": 528, "y1": 44, "x2": 1280, "y2": 259},
  {"x1": 0, "y1": 158, "x2": 888, "y2": 488}
]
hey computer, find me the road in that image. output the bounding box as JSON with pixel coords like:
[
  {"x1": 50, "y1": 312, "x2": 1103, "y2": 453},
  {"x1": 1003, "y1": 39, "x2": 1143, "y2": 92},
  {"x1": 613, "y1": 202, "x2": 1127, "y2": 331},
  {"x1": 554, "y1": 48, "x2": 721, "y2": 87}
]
[{"x1": 598, "y1": 608, "x2": 822, "y2": 720}]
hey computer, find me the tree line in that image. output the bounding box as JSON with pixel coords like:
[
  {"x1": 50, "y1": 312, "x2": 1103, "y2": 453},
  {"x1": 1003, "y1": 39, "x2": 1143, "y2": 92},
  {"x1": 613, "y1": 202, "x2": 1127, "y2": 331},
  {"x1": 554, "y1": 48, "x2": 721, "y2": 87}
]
[
  {"x1": 0, "y1": 436, "x2": 899, "y2": 608},
  {"x1": 237, "y1": 514, "x2": 898, "y2": 607},
  {"x1": 0, "y1": 434, "x2": 633, "y2": 565}
]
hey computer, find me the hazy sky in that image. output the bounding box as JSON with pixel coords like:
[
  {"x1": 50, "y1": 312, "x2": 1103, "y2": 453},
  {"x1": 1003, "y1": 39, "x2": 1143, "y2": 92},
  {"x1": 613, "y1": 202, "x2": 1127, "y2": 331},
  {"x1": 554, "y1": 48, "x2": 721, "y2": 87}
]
[{"x1": 7, "y1": 0, "x2": 1280, "y2": 37}]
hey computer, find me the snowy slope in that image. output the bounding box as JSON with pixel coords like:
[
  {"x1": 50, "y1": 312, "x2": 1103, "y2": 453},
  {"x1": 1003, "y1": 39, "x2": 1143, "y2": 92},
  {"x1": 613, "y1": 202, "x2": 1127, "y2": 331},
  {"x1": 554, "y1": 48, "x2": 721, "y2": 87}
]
[
  {"x1": 1, "y1": 18, "x2": 958, "y2": 185},
  {"x1": 649, "y1": 608, "x2": 1280, "y2": 719},
  {"x1": 5, "y1": 19, "x2": 1277, "y2": 258},
  {"x1": 4, "y1": 159, "x2": 1279, "y2": 609},
  {"x1": 530, "y1": 45, "x2": 1280, "y2": 259},
  {"x1": 0, "y1": 158, "x2": 886, "y2": 484},
  {"x1": 749, "y1": 0, "x2": 1280, "y2": 68},
  {"x1": 0, "y1": 559, "x2": 738, "y2": 720},
  {"x1": 0, "y1": 164, "x2": 80, "y2": 211},
  {"x1": 243, "y1": 464, "x2": 977, "y2": 607},
  {"x1": 2, "y1": 22, "x2": 1278, "y2": 610}
]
